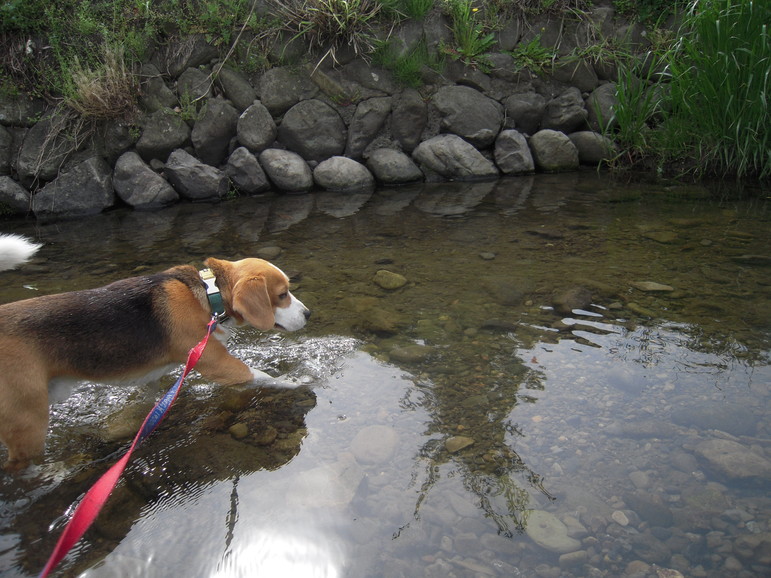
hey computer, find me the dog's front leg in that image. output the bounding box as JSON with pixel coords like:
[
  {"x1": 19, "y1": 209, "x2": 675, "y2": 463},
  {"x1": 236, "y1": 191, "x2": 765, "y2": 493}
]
[{"x1": 194, "y1": 341, "x2": 299, "y2": 389}]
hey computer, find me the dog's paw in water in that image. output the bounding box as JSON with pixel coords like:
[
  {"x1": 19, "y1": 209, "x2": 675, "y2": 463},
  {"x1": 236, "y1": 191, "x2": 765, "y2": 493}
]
[{"x1": 249, "y1": 368, "x2": 312, "y2": 389}]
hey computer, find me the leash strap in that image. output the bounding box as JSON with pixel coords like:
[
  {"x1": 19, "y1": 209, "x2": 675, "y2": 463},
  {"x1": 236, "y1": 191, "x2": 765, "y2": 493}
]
[{"x1": 39, "y1": 316, "x2": 219, "y2": 578}]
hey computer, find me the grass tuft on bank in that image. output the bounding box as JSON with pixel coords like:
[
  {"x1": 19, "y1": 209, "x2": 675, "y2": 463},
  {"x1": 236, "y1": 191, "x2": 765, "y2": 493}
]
[{"x1": 612, "y1": 0, "x2": 770, "y2": 180}]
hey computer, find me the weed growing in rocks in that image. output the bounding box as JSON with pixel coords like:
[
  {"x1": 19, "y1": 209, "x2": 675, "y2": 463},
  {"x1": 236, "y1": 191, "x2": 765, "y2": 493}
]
[{"x1": 441, "y1": 0, "x2": 496, "y2": 68}]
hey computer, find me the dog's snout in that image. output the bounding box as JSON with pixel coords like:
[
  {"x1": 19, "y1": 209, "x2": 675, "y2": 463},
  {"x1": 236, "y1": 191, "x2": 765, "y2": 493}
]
[{"x1": 303, "y1": 308, "x2": 311, "y2": 320}]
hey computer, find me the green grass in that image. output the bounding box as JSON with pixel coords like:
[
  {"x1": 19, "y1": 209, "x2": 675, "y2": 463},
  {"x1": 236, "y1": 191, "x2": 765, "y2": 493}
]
[
  {"x1": 665, "y1": 0, "x2": 770, "y2": 179},
  {"x1": 381, "y1": 0, "x2": 434, "y2": 19},
  {"x1": 510, "y1": 34, "x2": 556, "y2": 73},
  {"x1": 441, "y1": 0, "x2": 496, "y2": 67},
  {"x1": 609, "y1": 0, "x2": 770, "y2": 180},
  {"x1": 270, "y1": 0, "x2": 384, "y2": 66},
  {"x1": 373, "y1": 37, "x2": 444, "y2": 87},
  {"x1": 611, "y1": 51, "x2": 667, "y2": 158}
]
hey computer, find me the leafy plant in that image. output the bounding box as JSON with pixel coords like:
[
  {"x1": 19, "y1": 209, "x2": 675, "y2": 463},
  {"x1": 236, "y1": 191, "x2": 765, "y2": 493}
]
[
  {"x1": 510, "y1": 34, "x2": 555, "y2": 73},
  {"x1": 609, "y1": 52, "x2": 668, "y2": 159},
  {"x1": 0, "y1": 0, "x2": 48, "y2": 33},
  {"x1": 442, "y1": 0, "x2": 496, "y2": 67}
]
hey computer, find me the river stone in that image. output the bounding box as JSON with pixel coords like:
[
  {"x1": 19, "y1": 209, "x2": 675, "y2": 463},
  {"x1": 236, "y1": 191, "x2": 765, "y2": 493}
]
[
  {"x1": 94, "y1": 120, "x2": 139, "y2": 166},
  {"x1": 526, "y1": 510, "x2": 581, "y2": 553},
  {"x1": 529, "y1": 129, "x2": 579, "y2": 172},
  {"x1": 344, "y1": 296, "x2": 405, "y2": 334},
  {"x1": 177, "y1": 66, "x2": 212, "y2": 104},
  {"x1": 552, "y1": 286, "x2": 593, "y2": 314},
  {"x1": 365, "y1": 148, "x2": 423, "y2": 184},
  {"x1": 412, "y1": 134, "x2": 499, "y2": 181},
  {"x1": 191, "y1": 97, "x2": 239, "y2": 166},
  {"x1": 374, "y1": 269, "x2": 407, "y2": 290},
  {"x1": 628, "y1": 532, "x2": 671, "y2": 565},
  {"x1": 253, "y1": 425, "x2": 278, "y2": 446},
  {"x1": 113, "y1": 151, "x2": 179, "y2": 208},
  {"x1": 0, "y1": 91, "x2": 46, "y2": 127},
  {"x1": 224, "y1": 146, "x2": 270, "y2": 194},
  {"x1": 287, "y1": 454, "x2": 364, "y2": 508},
  {"x1": 0, "y1": 176, "x2": 31, "y2": 214},
  {"x1": 693, "y1": 439, "x2": 771, "y2": 482},
  {"x1": 731, "y1": 254, "x2": 771, "y2": 266},
  {"x1": 102, "y1": 401, "x2": 156, "y2": 441},
  {"x1": 259, "y1": 65, "x2": 320, "y2": 116},
  {"x1": 541, "y1": 87, "x2": 588, "y2": 133},
  {"x1": 345, "y1": 96, "x2": 391, "y2": 158},
  {"x1": 350, "y1": 425, "x2": 398, "y2": 464},
  {"x1": 586, "y1": 82, "x2": 618, "y2": 132},
  {"x1": 16, "y1": 114, "x2": 75, "y2": 184},
  {"x1": 671, "y1": 404, "x2": 756, "y2": 436},
  {"x1": 611, "y1": 510, "x2": 630, "y2": 526},
  {"x1": 215, "y1": 65, "x2": 256, "y2": 111},
  {"x1": 389, "y1": 344, "x2": 432, "y2": 364},
  {"x1": 278, "y1": 99, "x2": 347, "y2": 162},
  {"x1": 228, "y1": 422, "x2": 248, "y2": 439},
  {"x1": 631, "y1": 281, "x2": 675, "y2": 292},
  {"x1": 494, "y1": 129, "x2": 534, "y2": 174},
  {"x1": 604, "y1": 419, "x2": 679, "y2": 438},
  {"x1": 484, "y1": 275, "x2": 533, "y2": 306},
  {"x1": 642, "y1": 230, "x2": 678, "y2": 243},
  {"x1": 432, "y1": 85, "x2": 503, "y2": 148},
  {"x1": 0, "y1": 125, "x2": 12, "y2": 175},
  {"x1": 165, "y1": 148, "x2": 228, "y2": 200},
  {"x1": 135, "y1": 108, "x2": 190, "y2": 163},
  {"x1": 236, "y1": 101, "x2": 277, "y2": 154},
  {"x1": 552, "y1": 58, "x2": 599, "y2": 92},
  {"x1": 624, "y1": 492, "x2": 674, "y2": 527},
  {"x1": 258, "y1": 148, "x2": 313, "y2": 192},
  {"x1": 391, "y1": 88, "x2": 427, "y2": 153},
  {"x1": 502, "y1": 92, "x2": 546, "y2": 135},
  {"x1": 559, "y1": 550, "x2": 588, "y2": 569},
  {"x1": 733, "y1": 533, "x2": 771, "y2": 565},
  {"x1": 445, "y1": 436, "x2": 474, "y2": 453},
  {"x1": 313, "y1": 156, "x2": 375, "y2": 192},
  {"x1": 33, "y1": 156, "x2": 114, "y2": 218},
  {"x1": 156, "y1": 34, "x2": 218, "y2": 78},
  {"x1": 256, "y1": 246, "x2": 282, "y2": 260},
  {"x1": 568, "y1": 131, "x2": 617, "y2": 164},
  {"x1": 138, "y1": 63, "x2": 179, "y2": 113}
]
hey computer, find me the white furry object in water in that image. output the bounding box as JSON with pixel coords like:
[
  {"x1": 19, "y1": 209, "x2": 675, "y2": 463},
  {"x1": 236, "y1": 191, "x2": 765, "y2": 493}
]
[{"x1": 0, "y1": 233, "x2": 42, "y2": 271}]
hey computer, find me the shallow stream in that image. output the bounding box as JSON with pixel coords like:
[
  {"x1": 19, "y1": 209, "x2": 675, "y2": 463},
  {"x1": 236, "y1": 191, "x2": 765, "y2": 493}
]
[{"x1": 1, "y1": 172, "x2": 769, "y2": 577}]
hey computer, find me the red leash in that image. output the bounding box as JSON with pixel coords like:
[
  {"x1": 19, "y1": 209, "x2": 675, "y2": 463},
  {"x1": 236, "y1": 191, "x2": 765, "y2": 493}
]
[{"x1": 39, "y1": 317, "x2": 218, "y2": 577}]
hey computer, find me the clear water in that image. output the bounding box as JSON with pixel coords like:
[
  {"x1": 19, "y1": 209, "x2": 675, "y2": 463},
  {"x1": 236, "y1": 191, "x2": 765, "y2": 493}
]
[{"x1": 1, "y1": 173, "x2": 769, "y2": 578}]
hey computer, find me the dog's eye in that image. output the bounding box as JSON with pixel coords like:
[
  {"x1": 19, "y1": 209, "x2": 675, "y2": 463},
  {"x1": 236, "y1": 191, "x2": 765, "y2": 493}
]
[{"x1": 278, "y1": 292, "x2": 289, "y2": 300}]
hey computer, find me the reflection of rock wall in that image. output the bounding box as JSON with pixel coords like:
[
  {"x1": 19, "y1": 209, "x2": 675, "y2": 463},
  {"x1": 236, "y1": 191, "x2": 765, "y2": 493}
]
[{"x1": 0, "y1": 7, "x2": 654, "y2": 219}]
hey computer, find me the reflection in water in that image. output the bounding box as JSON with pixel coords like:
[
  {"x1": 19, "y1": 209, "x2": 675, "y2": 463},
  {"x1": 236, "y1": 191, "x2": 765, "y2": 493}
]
[{"x1": 0, "y1": 173, "x2": 769, "y2": 577}]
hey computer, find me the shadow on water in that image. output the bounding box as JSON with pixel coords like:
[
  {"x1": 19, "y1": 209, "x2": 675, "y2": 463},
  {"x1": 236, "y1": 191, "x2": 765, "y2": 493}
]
[{"x1": 1, "y1": 172, "x2": 770, "y2": 577}]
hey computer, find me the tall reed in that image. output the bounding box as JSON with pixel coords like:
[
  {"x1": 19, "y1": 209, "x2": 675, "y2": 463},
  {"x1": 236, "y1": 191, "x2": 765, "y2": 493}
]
[{"x1": 666, "y1": 0, "x2": 770, "y2": 179}]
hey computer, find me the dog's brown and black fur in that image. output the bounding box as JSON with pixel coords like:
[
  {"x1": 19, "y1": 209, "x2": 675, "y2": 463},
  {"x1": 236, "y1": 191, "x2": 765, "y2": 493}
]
[{"x1": 0, "y1": 241, "x2": 310, "y2": 471}]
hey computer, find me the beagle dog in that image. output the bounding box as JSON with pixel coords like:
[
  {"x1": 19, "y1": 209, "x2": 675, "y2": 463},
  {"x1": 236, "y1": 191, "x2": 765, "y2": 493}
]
[{"x1": 0, "y1": 235, "x2": 310, "y2": 471}]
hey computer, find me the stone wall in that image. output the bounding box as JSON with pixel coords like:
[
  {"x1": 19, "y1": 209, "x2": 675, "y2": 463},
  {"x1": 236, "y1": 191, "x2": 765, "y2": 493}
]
[{"x1": 0, "y1": 2, "x2": 655, "y2": 220}]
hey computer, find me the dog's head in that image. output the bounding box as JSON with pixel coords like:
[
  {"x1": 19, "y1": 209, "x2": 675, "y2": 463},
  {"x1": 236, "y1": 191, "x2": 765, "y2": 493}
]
[{"x1": 204, "y1": 257, "x2": 310, "y2": 331}]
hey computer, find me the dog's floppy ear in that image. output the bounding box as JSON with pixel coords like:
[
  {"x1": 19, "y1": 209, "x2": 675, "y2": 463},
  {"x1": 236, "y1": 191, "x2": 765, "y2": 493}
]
[{"x1": 231, "y1": 275, "x2": 275, "y2": 330}]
